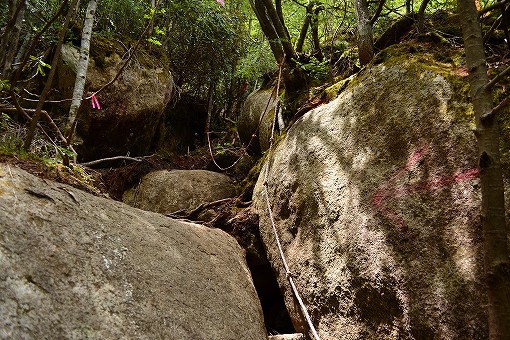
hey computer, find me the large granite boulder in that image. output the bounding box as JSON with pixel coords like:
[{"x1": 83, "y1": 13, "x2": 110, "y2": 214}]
[
  {"x1": 56, "y1": 42, "x2": 173, "y2": 161},
  {"x1": 238, "y1": 88, "x2": 278, "y2": 154},
  {"x1": 253, "y1": 58, "x2": 491, "y2": 339},
  {"x1": 123, "y1": 169, "x2": 237, "y2": 215},
  {"x1": 0, "y1": 164, "x2": 266, "y2": 339}
]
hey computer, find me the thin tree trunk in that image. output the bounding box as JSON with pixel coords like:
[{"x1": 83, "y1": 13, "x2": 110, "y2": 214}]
[
  {"x1": 417, "y1": 0, "x2": 431, "y2": 33},
  {"x1": 205, "y1": 81, "x2": 214, "y2": 140},
  {"x1": 249, "y1": 0, "x2": 284, "y2": 63},
  {"x1": 0, "y1": 0, "x2": 25, "y2": 78},
  {"x1": 501, "y1": 4, "x2": 510, "y2": 49},
  {"x1": 13, "y1": 30, "x2": 31, "y2": 66},
  {"x1": 310, "y1": 4, "x2": 323, "y2": 59},
  {"x1": 148, "y1": 0, "x2": 155, "y2": 54},
  {"x1": 296, "y1": 1, "x2": 313, "y2": 54},
  {"x1": 369, "y1": 0, "x2": 386, "y2": 25},
  {"x1": 275, "y1": 0, "x2": 291, "y2": 40},
  {"x1": 406, "y1": 0, "x2": 412, "y2": 14},
  {"x1": 66, "y1": 0, "x2": 97, "y2": 132},
  {"x1": 458, "y1": 1, "x2": 510, "y2": 338},
  {"x1": 23, "y1": 0, "x2": 78, "y2": 150},
  {"x1": 353, "y1": 0, "x2": 374, "y2": 66},
  {"x1": 259, "y1": 0, "x2": 297, "y2": 60}
]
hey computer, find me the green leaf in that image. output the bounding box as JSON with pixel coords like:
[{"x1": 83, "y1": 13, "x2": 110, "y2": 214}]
[
  {"x1": 39, "y1": 60, "x2": 51, "y2": 69},
  {"x1": 56, "y1": 146, "x2": 77, "y2": 158},
  {"x1": 146, "y1": 37, "x2": 162, "y2": 46},
  {"x1": 38, "y1": 64, "x2": 46, "y2": 76}
]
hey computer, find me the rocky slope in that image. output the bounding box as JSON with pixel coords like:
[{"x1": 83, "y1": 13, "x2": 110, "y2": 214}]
[{"x1": 0, "y1": 164, "x2": 267, "y2": 339}]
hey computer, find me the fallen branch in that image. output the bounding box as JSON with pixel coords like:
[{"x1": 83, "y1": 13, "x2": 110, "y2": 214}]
[
  {"x1": 166, "y1": 198, "x2": 234, "y2": 220},
  {"x1": 79, "y1": 156, "x2": 143, "y2": 167}
]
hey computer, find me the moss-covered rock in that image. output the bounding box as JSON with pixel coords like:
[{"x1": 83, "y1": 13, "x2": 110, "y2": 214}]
[
  {"x1": 55, "y1": 40, "x2": 173, "y2": 161},
  {"x1": 253, "y1": 57, "x2": 491, "y2": 339},
  {"x1": 238, "y1": 88, "x2": 278, "y2": 155}
]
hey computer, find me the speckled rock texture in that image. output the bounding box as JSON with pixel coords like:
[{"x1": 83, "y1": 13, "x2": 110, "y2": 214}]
[
  {"x1": 57, "y1": 43, "x2": 173, "y2": 161},
  {"x1": 0, "y1": 164, "x2": 266, "y2": 340},
  {"x1": 238, "y1": 88, "x2": 278, "y2": 154},
  {"x1": 254, "y1": 59, "x2": 491, "y2": 339},
  {"x1": 122, "y1": 169, "x2": 237, "y2": 215}
]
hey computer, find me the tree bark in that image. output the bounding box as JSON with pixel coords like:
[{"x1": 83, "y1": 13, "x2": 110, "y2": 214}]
[
  {"x1": 353, "y1": 0, "x2": 374, "y2": 66},
  {"x1": 296, "y1": 1, "x2": 313, "y2": 54},
  {"x1": 417, "y1": 0, "x2": 431, "y2": 33},
  {"x1": 0, "y1": 0, "x2": 25, "y2": 78},
  {"x1": 66, "y1": 0, "x2": 97, "y2": 132},
  {"x1": 458, "y1": 1, "x2": 510, "y2": 339},
  {"x1": 23, "y1": 0, "x2": 78, "y2": 150}
]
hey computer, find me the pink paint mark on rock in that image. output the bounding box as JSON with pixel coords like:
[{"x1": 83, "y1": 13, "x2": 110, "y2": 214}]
[{"x1": 372, "y1": 145, "x2": 479, "y2": 230}]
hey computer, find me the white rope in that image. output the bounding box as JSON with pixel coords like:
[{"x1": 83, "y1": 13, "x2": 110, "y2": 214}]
[{"x1": 262, "y1": 62, "x2": 321, "y2": 340}]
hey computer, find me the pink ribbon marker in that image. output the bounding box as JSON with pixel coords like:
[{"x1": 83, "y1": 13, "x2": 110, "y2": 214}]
[{"x1": 91, "y1": 94, "x2": 101, "y2": 110}]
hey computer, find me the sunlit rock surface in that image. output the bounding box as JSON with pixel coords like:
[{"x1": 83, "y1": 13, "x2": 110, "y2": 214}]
[
  {"x1": 0, "y1": 165, "x2": 266, "y2": 339},
  {"x1": 122, "y1": 169, "x2": 237, "y2": 215},
  {"x1": 254, "y1": 59, "x2": 489, "y2": 339}
]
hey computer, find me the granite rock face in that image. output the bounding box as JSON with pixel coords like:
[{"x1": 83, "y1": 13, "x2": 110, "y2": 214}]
[
  {"x1": 254, "y1": 60, "x2": 489, "y2": 339},
  {"x1": 238, "y1": 88, "x2": 278, "y2": 154},
  {"x1": 122, "y1": 169, "x2": 237, "y2": 215},
  {"x1": 57, "y1": 43, "x2": 173, "y2": 161},
  {"x1": 0, "y1": 164, "x2": 266, "y2": 340}
]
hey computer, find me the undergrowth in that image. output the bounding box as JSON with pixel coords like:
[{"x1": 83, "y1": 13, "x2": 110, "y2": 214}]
[{"x1": 0, "y1": 113, "x2": 99, "y2": 193}]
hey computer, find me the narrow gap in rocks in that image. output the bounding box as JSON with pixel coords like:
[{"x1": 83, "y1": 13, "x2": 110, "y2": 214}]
[
  {"x1": 158, "y1": 197, "x2": 297, "y2": 336},
  {"x1": 246, "y1": 249, "x2": 295, "y2": 335}
]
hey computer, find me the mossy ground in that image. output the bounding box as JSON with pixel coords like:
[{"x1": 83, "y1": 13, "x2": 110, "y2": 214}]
[{"x1": 0, "y1": 150, "x2": 104, "y2": 195}]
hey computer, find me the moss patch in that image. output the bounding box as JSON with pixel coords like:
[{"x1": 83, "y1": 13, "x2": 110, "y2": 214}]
[
  {"x1": 240, "y1": 155, "x2": 267, "y2": 201},
  {"x1": 0, "y1": 151, "x2": 103, "y2": 195},
  {"x1": 89, "y1": 33, "x2": 169, "y2": 71}
]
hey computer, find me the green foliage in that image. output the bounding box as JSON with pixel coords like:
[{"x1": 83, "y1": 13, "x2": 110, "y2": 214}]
[
  {"x1": 29, "y1": 55, "x2": 51, "y2": 76},
  {"x1": 94, "y1": 0, "x2": 147, "y2": 36},
  {"x1": 0, "y1": 80, "x2": 10, "y2": 92},
  {"x1": 294, "y1": 57, "x2": 330, "y2": 80},
  {"x1": 236, "y1": 37, "x2": 276, "y2": 82}
]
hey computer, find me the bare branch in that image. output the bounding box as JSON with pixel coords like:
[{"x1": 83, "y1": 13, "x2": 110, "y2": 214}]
[
  {"x1": 369, "y1": 0, "x2": 386, "y2": 25},
  {"x1": 483, "y1": 15, "x2": 503, "y2": 43},
  {"x1": 481, "y1": 96, "x2": 510, "y2": 121},
  {"x1": 79, "y1": 156, "x2": 143, "y2": 167},
  {"x1": 479, "y1": 0, "x2": 510, "y2": 16},
  {"x1": 485, "y1": 64, "x2": 510, "y2": 90}
]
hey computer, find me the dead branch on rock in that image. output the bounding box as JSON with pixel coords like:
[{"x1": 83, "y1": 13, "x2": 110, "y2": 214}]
[{"x1": 79, "y1": 156, "x2": 144, "y2": 167}]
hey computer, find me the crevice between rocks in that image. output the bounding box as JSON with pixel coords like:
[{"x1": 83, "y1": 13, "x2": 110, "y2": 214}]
[{"x1": 203, "y1": 206, "x2": 295, "y2": 336}]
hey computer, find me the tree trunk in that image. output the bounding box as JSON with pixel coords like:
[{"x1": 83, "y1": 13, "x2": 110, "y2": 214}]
[
  {"x1": 204, "y1": 80, "x2": 214, "y2": 143},
  {"x1": 66, "y1": 0, "x2": 97, "y2": 133},
  {"x1": 23, "y1": 0, "x2": 78, "y2": 150},
  {"x1": 296, "y1": 1, "x2": 313, "y2": 54},
  {"x1": 417, "y1": 0, "x2": 431, "y2": 34},
  {"x1": 310, "y1": 4, "x2": 323, "y2": 59},
  {"x1": 249, "y1": 0, "x2": 284, "y2": 63},
  {"x1": 259, "y1": 0, "x2": 297, "y2": 61},
  {"x1": 458, "y1": 1, "x2": 510, "y2": 338},
  {"x1": 0, "y1": 0, "x2": 25, "y2": 78},
  {"x1": 353, "y1": 0, "x2": 374, "y2": 66},
  {"x1": 406, "y1": 0, "x2": 412, "y2": 14},
  {"x1": 250, "y1": 0, "x2": 309, "y2": 101}
]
